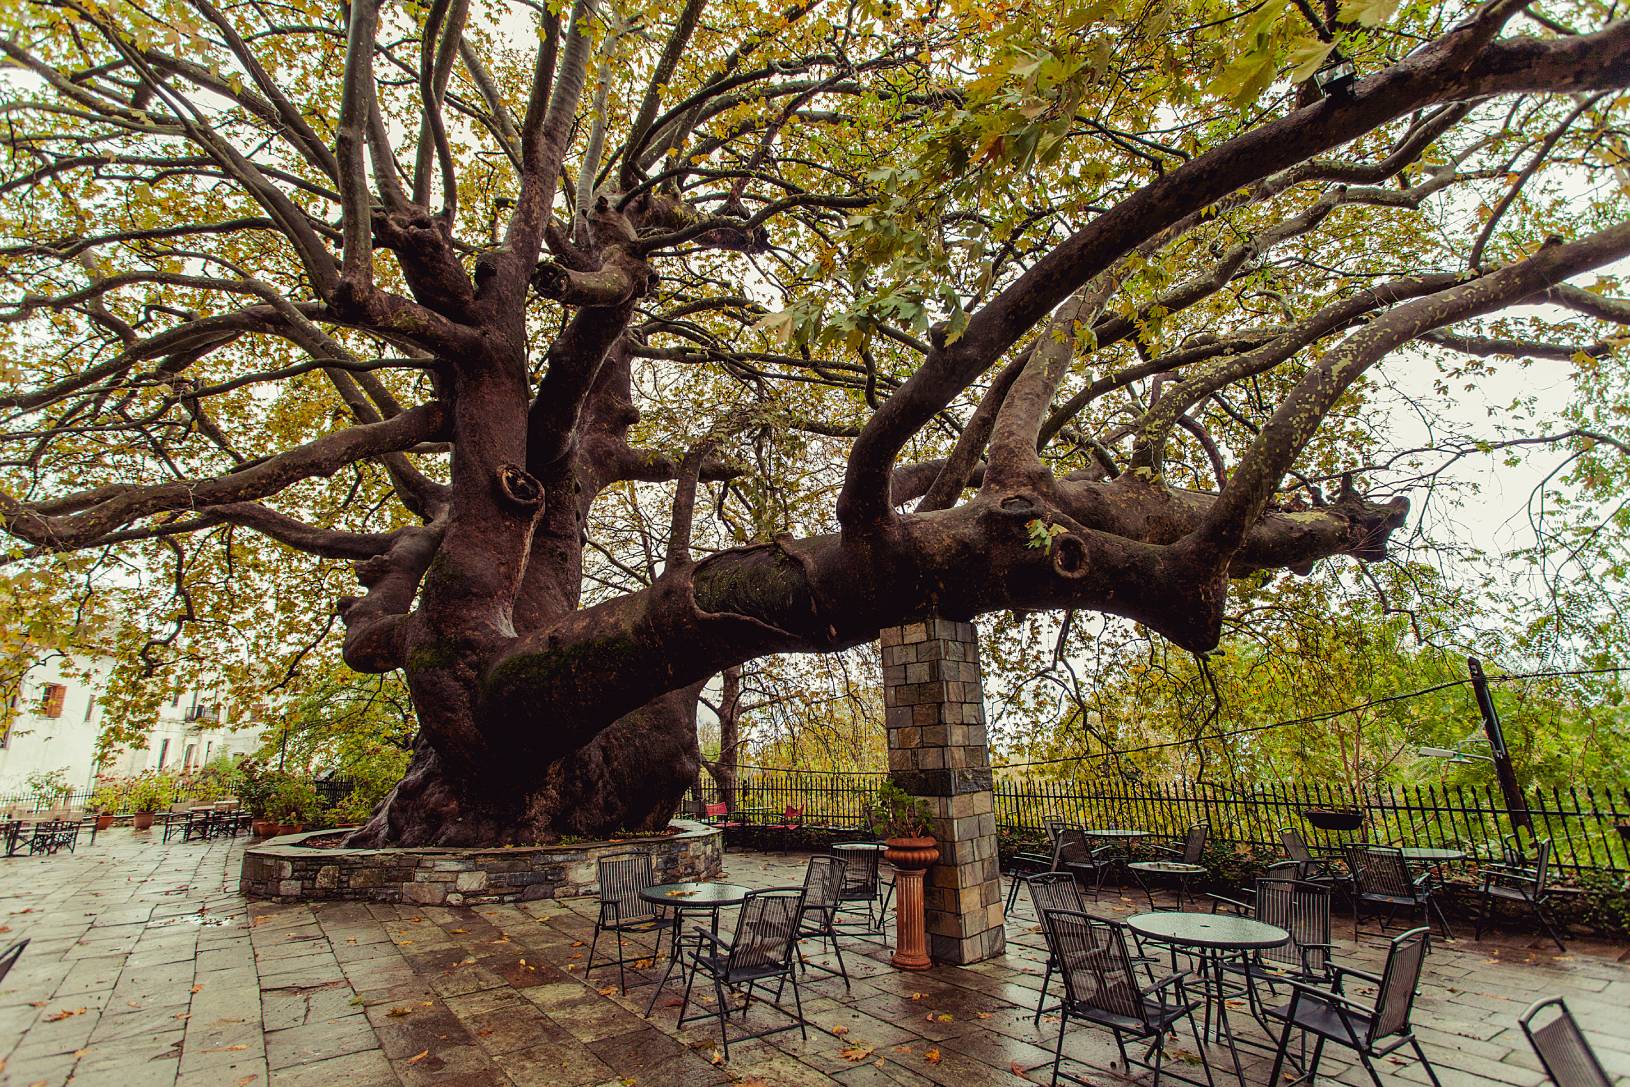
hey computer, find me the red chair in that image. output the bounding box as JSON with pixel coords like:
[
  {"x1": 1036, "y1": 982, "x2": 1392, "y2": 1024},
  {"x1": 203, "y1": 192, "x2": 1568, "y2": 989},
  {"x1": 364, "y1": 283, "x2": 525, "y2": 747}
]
[
  {"x1": 704, "y1": 802, "x2": 745, "y2": 829},
  {"x1": 764, "y1": 805, "x2": 803, "y2": 852}
]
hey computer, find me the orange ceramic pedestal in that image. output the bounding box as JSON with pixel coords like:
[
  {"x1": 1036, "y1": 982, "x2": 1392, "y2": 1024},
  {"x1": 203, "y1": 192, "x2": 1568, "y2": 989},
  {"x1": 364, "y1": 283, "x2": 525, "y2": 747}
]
[{"x1": 885, "y1": 837, "x2": 939, "y2": 971}]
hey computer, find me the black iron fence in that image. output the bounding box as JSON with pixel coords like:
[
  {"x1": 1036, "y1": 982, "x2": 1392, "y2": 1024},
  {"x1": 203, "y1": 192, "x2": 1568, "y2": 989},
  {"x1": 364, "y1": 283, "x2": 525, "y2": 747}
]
[
  {"x1": 0, "y1": 780, "x2": 230, "y2": 813},
  {"x1": 688, "y1": 768, "x2": 1630, "y2": 874}
]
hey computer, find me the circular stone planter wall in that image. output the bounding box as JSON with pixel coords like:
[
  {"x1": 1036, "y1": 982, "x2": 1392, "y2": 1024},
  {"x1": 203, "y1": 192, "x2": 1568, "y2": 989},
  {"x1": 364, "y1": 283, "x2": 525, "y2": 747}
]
[{"x1": 239, "y1": 819, "x2": 722, "y2": 906}]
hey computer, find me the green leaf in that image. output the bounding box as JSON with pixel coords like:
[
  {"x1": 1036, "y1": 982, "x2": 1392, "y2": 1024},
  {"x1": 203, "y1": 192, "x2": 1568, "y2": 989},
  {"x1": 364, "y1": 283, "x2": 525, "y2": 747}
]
[
  {"x1": 1287, "y1": 38, "x2": 1336, "y2": 83},
  {"x1": 1339, "y1": 0, "x2": 1401, "y2": 27}
]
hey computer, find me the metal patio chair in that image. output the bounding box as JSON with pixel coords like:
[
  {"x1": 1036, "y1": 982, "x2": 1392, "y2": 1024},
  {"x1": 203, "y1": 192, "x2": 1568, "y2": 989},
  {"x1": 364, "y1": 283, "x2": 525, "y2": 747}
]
[
  {"x1": 1130, "y1": 823, "x2": 1208, "y2": 909},
  {"x1": 795, "y1": 855, "x2": 850, "y2": 988},
  {"x1": 1041, "y1": 908, "x2": 1213, "y2": 1087},
  {"x1": 763, "y1": 804, "x2": 804, "y2": 852},
  {"x1": 586, "y1": 851, "x2": 672, "y2": 995},
  {"x1": 1006, "y1": 817, "x2": 1073, "y2": 912},
  {"x1": 1344, "y1": 844, "x2": 1453, "y2": 940},
  {"x1": 1280, "y1": 826, "x2": 1346, "y2": 889},
  {"x1": 1265, "y1": 926, "x2": 1442, "y2": 1087},
  {"x1": 677, "y1": 888, "x2": 808, "y2": 1059},
  {"x1": 1213, "y1": 877, "x2": 1335, "y2": 1031},
  {"x1": 832, "y1": 840, "x2": 883, "y2": 933},
  {"x1": 1026, "y1": 871, "x2": 1087, "y2": 1025},
  {"x1": 1520, "y1": 996, "x2": 1612, "y2": 1087},
  {"x1": 1476, "y1": 836, "x2": 1566, "y2": 952}
]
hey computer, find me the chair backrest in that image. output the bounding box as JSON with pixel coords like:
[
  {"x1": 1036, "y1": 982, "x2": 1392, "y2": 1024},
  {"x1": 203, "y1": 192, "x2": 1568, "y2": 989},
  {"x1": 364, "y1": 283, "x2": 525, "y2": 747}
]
[
  {"x1": 1256, "y1": 878, "x2": 1331, "y2": 976},
  {"x1": 1051, "y1": 828, "x2": 1092, "y2": 868},
  {"x1": 1043, "y1": 818, "x2": 1071, "y2": 846},
  {"x1": 596, "y1": 851, "x2": 657, "y2": 922},
  {"x1": 834, "y1": 844, "x2": 880, "y2": 896},
  {"x1": 0, "y1": 938, "x2": 28, "y2": 987},
  {"x1": 1025, "y1": 871, "x2": 1084, "y2": 921},
  {"x1": 783, "y1": 804, "x2": 802, "y2": 823},
  {"x1": 1281, "y1": 826, "x2": 1316, "y2": 867},
  {"x1": 1043, "y1": 910, "x2": 1149, "y2": 1027},
  {"x1": 1181, "y1": 823, "x2": 1209, "y2": 864},
  {"x1": 726, "y1": 889, "x2": 803, "y2": 976},
  {"x1": 802, "y1": 855, "x2": 846, "y2": 916},
  {"x1": 1348, "y1": 844, "x2": 1415, "y2": 899},
  {"x1": 1369, "y1": 927, "x2": 1431, "y2": 1043},
  {"x1": 705, "y1": 802, "x2": 727, "y2": 819},
  {"x1": 1521, "y1": 997, "x2": 1612, "y2": 1087},
  {"x1": 1529, "y1": 837, "x2": 1553, "y2": 895}
]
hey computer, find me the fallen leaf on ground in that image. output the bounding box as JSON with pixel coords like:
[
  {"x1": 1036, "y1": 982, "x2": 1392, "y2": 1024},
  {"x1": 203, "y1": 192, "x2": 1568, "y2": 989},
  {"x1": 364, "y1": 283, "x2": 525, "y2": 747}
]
[
  {"x1": 709, "y1": 1050, "x2": 725, "y2": 1065},
  {"x1": 599, "y1": 986, "x2": 619, "y2": 997},
  {"x1": 977, "y1": 1011, "x2": 993, "y2": 1020},
  {"x1": 839, "y1": 1045, "x2": 875, "y2": 1062},
  {"x1": 830, "y1": 1025, "x2": 849, "y2": 1036},
  {"x1": 910, "y1": 992, "x2": 925, "y2": 1000},
  {"x1": 633, "y1": 958, "x2": 654, "y2": 969},
  {"x1": 387, "y1": 1006, "x2": 414, "y2": 1018},
  {"x1": 448, "y1": 928, "x2": 467, "y2": 934},
  {"x1": 191, "y1": 984, "x2": 205, "y2": 993},
  {"x1": 236, "y1": 1076, "x2": 258, "y2": 1086},
  {"x1": 925, "y1": 1048, "x2": 942, "y2": 1064},
  {"x1": 43, "y1": 1008, "x2": 86, "y2": 1022},
  {"x1": 204, "y1": 1044, "x2": 248, "y2": 1053},
  {"x1": 406, "y1": 1049, "x2": 429, "y2": 1064},
  {"x1": 929, "y1": 1012, "x2": 952, "y2": 1023}
]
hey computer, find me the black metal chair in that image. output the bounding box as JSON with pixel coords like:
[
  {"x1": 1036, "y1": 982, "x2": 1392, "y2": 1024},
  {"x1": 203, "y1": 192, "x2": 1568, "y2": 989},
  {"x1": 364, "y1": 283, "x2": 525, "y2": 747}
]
[
  {"x1": 586, "y1": 852, "x2": 672, "y2": 995},
  {"x1": 795, "y1": 855, "x2": 850, "y2": 988},
  {"x1": 1280, "y1": 826, "x2": 1345, "y2": 889},
  {"x1": 1041, "y1": 909, "x2": 1213, "y2": 1087},
  {"x1": 1265, "y1": 926, "x2": 1442, "y2": 1087},
  {"x1": 27, "y1": 819, "x2": 79, "y2": 855},
  {"x1": 1130, "y1": 823, "x2": 1208, "y2": 909},
  {"x1": 1006, "y1": 818, "x2": 1072, "y2": 912},
  {"x1": 1520, "y1": 996, "x2": 1612, "y2": 1087},
  {"x1": 1213, "y1": 878, "x2": 1335, "y2": 1031},
  {"x1": 1476, "y1": 836, "x2": 1566, "y2": 952},
  {"x1": 1026, "y1": 872, "x2": 1086, "y2": 1025},
  {"x1": 0, "y1": 938, "x2": 27, "y2": 986},
  {"x1": 678, "y1": 888, "x2": 808, "y2": 1059},
  {"x1": 1344, "y1": 844, "x2": 1453, "y2": 940},
  {"x1": 1056, "y1": 828, "x2": 1116, "y2": 898},
  {"x1": 832, "y1": 841, "x2": 883, "y2": 933}
]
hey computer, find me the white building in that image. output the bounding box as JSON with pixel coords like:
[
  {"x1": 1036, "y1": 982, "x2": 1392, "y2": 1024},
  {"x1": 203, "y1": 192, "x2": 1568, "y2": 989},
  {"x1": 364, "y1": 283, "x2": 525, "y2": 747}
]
[{"x1": 0, "y1": 650, "x2": 265, "y2": 796}]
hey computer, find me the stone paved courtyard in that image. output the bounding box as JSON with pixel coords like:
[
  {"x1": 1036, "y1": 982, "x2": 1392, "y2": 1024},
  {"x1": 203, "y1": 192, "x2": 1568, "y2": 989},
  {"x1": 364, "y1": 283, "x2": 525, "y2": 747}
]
[{"x1": 1, "y1": 830, "x2": 1626, "y2": 1087}]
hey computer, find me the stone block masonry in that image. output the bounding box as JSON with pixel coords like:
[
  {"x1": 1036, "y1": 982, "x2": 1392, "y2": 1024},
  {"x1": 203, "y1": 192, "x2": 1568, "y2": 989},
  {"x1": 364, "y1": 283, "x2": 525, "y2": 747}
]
[
  {"x1": 240, "y1": 819, "x2": 722, "y2": 905},
  {"x1": 881, "y1": 617, "x2": 1006, "y2": 964}
]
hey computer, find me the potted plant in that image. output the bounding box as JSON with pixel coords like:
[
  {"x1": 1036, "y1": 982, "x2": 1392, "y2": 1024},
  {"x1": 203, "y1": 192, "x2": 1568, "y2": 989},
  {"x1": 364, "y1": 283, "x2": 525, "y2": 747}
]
[
  {"x1": 868, "y1": 780, "x2": 939, "y2": 971},
  {"x1": 87, "y1": 777, "x2": 124, "y2": 831},
  {"x1": 237, "y1": 759, "x2": 277, "y2": 836},
  {"x1": 128, "y1": 774, "x2": 167, "y2": 830},
  {"x1": 272, "y1": 776, "x2": 319, "y2": 836}
]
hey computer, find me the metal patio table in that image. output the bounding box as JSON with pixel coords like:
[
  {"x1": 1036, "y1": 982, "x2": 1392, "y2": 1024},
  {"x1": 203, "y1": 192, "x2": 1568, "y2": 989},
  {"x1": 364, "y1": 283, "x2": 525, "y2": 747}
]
[
  {"x1": 639, "y1": 881, "x2": 753, "y2": 1015},
  {"x1": 1128, "y1": 911, "x2": 1290, "y2": 1085}
]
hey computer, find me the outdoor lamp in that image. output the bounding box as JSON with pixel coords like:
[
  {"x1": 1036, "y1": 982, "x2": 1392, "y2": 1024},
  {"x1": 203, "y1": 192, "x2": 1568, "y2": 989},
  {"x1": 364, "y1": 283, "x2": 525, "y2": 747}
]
[{"x1": 1314, "y1": 54, "x2": 1357, "y2": 97}]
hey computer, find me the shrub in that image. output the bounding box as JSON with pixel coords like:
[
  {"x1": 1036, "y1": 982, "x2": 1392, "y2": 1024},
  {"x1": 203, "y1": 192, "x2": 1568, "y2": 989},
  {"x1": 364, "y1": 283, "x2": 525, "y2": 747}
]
[{"x1": 25, "y1": 767, "x2": 74, "y2": 807}]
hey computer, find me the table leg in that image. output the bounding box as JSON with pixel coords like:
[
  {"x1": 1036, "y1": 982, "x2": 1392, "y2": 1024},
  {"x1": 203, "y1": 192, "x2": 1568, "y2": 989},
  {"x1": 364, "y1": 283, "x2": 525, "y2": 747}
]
[
  {"x1": 645, "y1": 905, "x2": 691, "y2": 1017},
  {"x1": 1205, "y1": 949, "x2": 1248, "y2": 1086}
]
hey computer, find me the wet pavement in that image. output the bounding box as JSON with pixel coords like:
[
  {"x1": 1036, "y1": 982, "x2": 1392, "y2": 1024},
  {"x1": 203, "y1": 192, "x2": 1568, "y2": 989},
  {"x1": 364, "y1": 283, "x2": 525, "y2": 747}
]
[{"x1": 0, "y1": 829, "x2": 1626, "y2": 1086}]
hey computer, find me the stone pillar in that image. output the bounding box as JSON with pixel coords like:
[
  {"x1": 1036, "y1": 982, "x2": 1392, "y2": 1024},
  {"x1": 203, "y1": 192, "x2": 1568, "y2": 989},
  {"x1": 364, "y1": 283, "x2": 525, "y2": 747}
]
[{"x1": 881, "y1": 617, "x2": 1006, "y2": 965}]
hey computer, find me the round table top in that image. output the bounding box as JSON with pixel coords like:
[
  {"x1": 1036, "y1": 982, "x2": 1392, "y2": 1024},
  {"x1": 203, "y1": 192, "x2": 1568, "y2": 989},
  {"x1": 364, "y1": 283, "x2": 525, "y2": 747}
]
[
  {"x1": 833, "y1": 842, "x2": 887, "y2": 853},
  {"x1": 1399, "y1": 847, "x2": 1466, "y2": 863},
  {"x1": 1084, "y1": 829, "x2": 1148, "y2": 839},
  {"x1": 1129, "y1": 860, "x2": 1206, "y2": 875},
  {"x1": 1128, "y1": 911, "x2": 1289, "y2": 951},
  {"x1": 639, "y1": 882, "x2": 753, "y2": 908}
]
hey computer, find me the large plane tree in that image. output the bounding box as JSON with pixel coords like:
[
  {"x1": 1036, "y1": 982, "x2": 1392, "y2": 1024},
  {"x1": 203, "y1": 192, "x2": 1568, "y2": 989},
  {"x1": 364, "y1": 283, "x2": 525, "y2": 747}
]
[{"x1": 3, "y1": 0, "x2": 1629, "y2": 844}]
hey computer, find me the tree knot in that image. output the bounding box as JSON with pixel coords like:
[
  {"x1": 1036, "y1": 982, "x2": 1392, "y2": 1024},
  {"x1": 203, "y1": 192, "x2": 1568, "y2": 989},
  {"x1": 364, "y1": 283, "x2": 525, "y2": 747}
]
[{"x1": 496, "y1": 464, "x2": 544, "y2": 511}]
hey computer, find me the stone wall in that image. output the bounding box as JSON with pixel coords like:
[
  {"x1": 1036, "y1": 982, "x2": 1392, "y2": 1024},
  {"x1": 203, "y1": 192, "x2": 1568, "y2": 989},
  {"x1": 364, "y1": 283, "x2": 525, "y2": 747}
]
[
  {"x1": 881, "y1": 618, "x2": 1006, "y2": 965},
  {"x1": 240, "y1": 819, "x2": 723, "y2": 906}
]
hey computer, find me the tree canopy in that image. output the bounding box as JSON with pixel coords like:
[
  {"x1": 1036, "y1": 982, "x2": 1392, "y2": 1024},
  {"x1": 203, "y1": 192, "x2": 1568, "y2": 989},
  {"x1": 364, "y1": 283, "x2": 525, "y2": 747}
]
[{"x1": 2, "y1": 0, "x2": 1629, "y2": 843}]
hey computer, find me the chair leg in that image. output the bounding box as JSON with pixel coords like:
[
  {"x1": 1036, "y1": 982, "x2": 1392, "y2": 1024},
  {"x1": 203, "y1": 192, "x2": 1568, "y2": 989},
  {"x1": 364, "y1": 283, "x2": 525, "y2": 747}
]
[
  {"x1": 1151, "y1": 1026, "x2": 1166, "y2": 1087},
  {"x1": 1355, "y1": 1047, "x2": 1387, "y2": 1087},
  {"x1": 714, "y1": 977, "x2": 730, "y2": 1059},
  {"x1": 1427, "y1": 895, "x2": 1454, "y2": 940},
  {"x1": 789, "y1": 968, "x2": 807, "y2": 1040},
  {"x1": 677, "y1": 958, "x2": 699, "y2": 1025},
  {"x1": 1186, "y1": 1009, "x2": 1216, "y2": 1087},
  {"x1": 829, "y1": 928, "x2": 850, "y2": 988},
  {"x1": 587, "y1": 924, "x2": 602, "y2": 978},
  {"x1": 1051, "y1": 1007, "x2": 1068, "y2": 1087},
  {"x1": 1532, "y1": 898, "x2": 1567, "y2": 953},
  {"x1": 1034, "y1": 957, "x2": 1055, "y2": 1025},
  {"x1": 1267, "y1": 1001, "x2": 1298, "y2": 1086},
  {"x1": 1409, "y1": 1037, "x2": 1443, "y2": 1087},
  {"x1": 1006, "y1": 874, "x2": 1021, "y2": 914},
  {"x1": 616, "y1": 928, "x2": 626, "y2": 994},
  {"x1": 1474, "y1": 890, "x2": 1494, "y2": 940}
]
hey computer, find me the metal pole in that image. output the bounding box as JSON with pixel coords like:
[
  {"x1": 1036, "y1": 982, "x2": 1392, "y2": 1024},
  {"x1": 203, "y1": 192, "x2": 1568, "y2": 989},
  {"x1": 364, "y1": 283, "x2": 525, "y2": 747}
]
[{"x1": 1467, "y1": 656, "x2": 1532, "y2": 835}]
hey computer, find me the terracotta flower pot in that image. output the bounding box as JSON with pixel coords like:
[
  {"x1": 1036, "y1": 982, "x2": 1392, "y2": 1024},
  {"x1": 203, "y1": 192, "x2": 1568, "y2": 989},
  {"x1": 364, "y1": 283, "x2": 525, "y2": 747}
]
[
  {"x1": 95, "y1": 814, "x2": 114, "y2": 831},
  {"x1": 252, "y1": 819, "x2": 275, "y2": 837},
  {"x1": 276, "y1": 823, "x2": 304, "y2": 836},
  {"x1": 883, "y1": 836, "x2": 940, "y2": 870},
  {"x1": 132, "y1": 812, "x2": 156, "y2": 830},
  {"x1": 884, "y1": 836, "x2": 939, "y2": 971}
]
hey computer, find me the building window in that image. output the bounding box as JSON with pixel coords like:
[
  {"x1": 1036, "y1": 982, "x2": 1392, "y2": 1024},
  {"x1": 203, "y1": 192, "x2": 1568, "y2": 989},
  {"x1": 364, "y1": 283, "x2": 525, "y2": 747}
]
[
  {"x1": 84, "y1": 694, "x2": 95, "y2": 722},
  {"x1": 184, "y1": 743, "x2": 196, "y2": 769},
  {"x1": 39, "y1": 683, "x2": 67, "y2": 719},
  {"x1": 157, "y1": 738, "x2": 170, "y2": 768}
]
